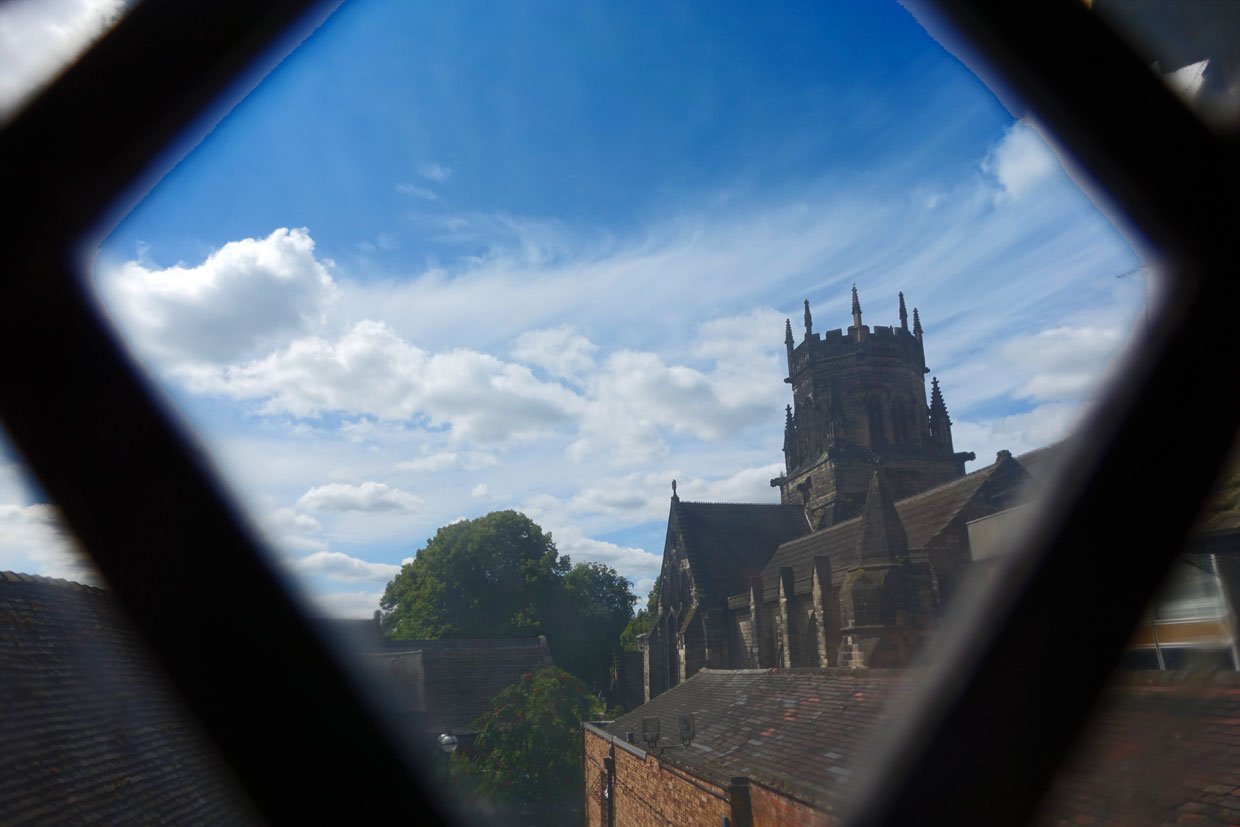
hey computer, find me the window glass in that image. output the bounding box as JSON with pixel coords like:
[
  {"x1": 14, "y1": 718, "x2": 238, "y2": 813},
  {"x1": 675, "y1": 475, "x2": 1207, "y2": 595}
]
[{"x1": 11, "y1": 0, "x2": 1233, "y2": 822}]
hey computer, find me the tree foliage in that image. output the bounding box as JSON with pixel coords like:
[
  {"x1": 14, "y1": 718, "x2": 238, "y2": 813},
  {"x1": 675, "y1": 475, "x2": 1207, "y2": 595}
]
[
  {"x1": 456, "y1": 667, "x2": 603, "y2": 805},
  {"x1": 620, "y1": 576, "x2": 660, "y2": 652},
  {"x1": 379, "y1": 511, "x2": 635, "y2": 688}
]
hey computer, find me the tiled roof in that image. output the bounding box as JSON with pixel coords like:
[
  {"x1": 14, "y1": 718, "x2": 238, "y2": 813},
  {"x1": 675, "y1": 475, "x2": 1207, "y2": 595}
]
[
  {"x1": 673, "y1": 501, "x2": 811, "y2": 604},
  {"x1": 0, "y1": 572, "x2": 258, "y2": 825},
  {"x1": 604, "y1": 667, "x2": 1240, "y2": 824},
  {"x1": 761, "y1": 455, "x2": 1032, "y2": 589},
  {"x1": 604, "y1": 668, "x2": 908, "y2": 811},
  {"x1": 372, "y1": 637, "x2": 553, "y2": 733}
]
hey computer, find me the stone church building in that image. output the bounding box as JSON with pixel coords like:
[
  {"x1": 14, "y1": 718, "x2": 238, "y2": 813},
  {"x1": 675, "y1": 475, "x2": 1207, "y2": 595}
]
[{"x1": 639, "y1": 287, "x2": 1037, "y2": 701}]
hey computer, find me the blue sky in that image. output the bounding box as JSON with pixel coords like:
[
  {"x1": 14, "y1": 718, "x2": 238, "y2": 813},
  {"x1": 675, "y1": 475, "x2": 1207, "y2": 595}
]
[{"x1": 0, "y1": 0, "x2": 1145, "y2": 616}]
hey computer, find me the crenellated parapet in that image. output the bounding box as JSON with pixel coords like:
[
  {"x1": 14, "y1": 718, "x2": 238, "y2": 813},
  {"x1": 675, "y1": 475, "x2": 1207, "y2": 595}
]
[{"x1": 786, "y1": 323, "x2": 927, "y2": 383}]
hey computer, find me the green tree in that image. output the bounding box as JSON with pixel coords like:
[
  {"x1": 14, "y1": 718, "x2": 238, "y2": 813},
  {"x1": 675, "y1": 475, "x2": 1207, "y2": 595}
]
[
  {"x1": 379, "y1": 511, "x2": 635, "y2": 689},
  {"x1": 456, "y1": 667, "x2": 603, "y2": 806},
  {"x1": 619, "y1": 575, "x2": 660, "y2": 652}
]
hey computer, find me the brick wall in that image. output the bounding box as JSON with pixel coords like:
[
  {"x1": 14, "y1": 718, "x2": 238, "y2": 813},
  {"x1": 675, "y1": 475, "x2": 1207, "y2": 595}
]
[
  {"x1": 585, "y1": 726, "x2": 842, "y2": 826},
  {"x1": 750, "y1": 782, "x2": 836, "y2": 826},
  {"x1": 584, "y1": 726, "x2": 732, "y2": 827}
]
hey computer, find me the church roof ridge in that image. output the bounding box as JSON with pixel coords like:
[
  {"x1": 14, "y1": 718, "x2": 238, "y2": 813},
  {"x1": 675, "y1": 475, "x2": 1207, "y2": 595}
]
[
  {"x1": 676, "y1": 500, "x2": 806, "y2": 509},
  {"x1": 1, "y1": 570, "x2": 105, "y2": 594}
]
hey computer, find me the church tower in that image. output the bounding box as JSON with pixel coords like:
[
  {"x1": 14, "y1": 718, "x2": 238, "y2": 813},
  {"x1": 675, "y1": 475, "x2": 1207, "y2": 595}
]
[{"x1": 771, "y1": 287, "x2": 975, "y2": 528}]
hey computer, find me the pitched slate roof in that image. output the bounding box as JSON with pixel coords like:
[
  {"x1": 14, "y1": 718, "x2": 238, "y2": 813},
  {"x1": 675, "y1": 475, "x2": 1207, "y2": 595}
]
[
  {"x1": 604, "y1": 668, "x2": 908, "y2": 812},
  {"x1": 671, "y1": 501, "x2": 811, "y2": 604},
  {"x1": 0, "y1": 572, "x2": 258, "y2": 825},
  {"x1": 372, "y1": 637, "x2": 553, "y2": 733},
  {"x1": 603, "y1": 668, "x2": 1240, "y2": 824},
  {"x1": 760, "y1": 453, "x2": 1033, "y2": 591}
]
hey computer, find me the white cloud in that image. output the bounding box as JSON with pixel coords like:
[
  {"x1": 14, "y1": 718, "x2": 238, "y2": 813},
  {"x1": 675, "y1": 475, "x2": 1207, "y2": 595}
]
[
  {"x1": 297, "y1": 481, "x2": 424, "y2": 514},
  {"x1": 397, "y1": 451, "x2": 498, "y2": 473},
  {"x1": 0, "y1": 502, "x2": 98, "y2": 584},
  {"x1": 0, "y1": 0, "x2": 125, "y2": 119},
  {"x1": 550, "y1": 523, "x2": 661, "y2": 584},
  {"x1": 308, "y1": 588, "x2": 385, "y2": 619},
  {"x1": 416, "y1": 162, "x2": 452, "y2": 182},
  {"x1": 955, "y1": 402, "x2": 1084, "y2": 468},
  {"x1": 569, "y1": 348, "x2": 777, "y2": 466},
  {"x1": 1000, "y1": 325, "x2": 1125, "y2": 401},
  {"x1": 101, "y1": 228, "x2": 337, "y2": 366},
  {"x1": 512, "y1": 326, "x2": 597, "y2": 380},
  {"x1": 293, "y1": 550, "x2": 400, "y2": 583},
  {"x1": 471, "y1": 483, "x2": 489, "y2": 498},
  {"x1": 183, "y1": 320, "x2": 583, "y2": 442},
  {"x1": 396, "y1": 183, "x2": 440, "y2": 201},
  {"x1": 981, "y1": 120, "x2": 1061, "y2": 202}
]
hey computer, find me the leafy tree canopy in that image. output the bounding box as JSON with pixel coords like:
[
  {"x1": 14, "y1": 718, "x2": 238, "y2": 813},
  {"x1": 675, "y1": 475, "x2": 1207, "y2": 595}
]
[
  {"x1": 619, "y1": 576, "x2": 661, "y2": 652},
  {"x1": 379, "y1": 511, "x2": 635, "y2": 688},
  {"x1": 456, "y1": 667, "x2": 603, "y2": 805}
]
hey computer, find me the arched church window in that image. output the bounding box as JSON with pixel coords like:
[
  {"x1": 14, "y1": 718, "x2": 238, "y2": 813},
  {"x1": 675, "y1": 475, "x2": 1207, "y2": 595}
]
[
  {"x1": 867, "y1": 397, "x2": 887, "y2": 448},
  {"x1": 805, "y1": 612, "x2": 821, "y2": 667},
  {"x1": 892, "y1": 397, "x2": 911, "y2": 444}
]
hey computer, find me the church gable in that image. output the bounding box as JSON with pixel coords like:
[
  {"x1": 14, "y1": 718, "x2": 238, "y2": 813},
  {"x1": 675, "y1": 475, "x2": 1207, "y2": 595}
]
[{"x1": 671, "y1": 500, "x2": 811, "y2": 607}]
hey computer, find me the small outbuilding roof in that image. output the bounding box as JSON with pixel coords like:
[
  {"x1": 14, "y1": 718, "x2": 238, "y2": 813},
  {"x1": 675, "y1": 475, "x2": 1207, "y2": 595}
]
[{"x1": 372, "y1": 636, "x2": 554, "y2": 734}]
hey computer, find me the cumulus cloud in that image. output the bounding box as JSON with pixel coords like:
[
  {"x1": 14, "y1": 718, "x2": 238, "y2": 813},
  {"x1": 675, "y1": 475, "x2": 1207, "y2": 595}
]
[
  {"x1": 416, "y1": 162, "x2": 452, "y2": 182},
  {"x1": 183, "y1": 320, "x2": 582, "y2": 442},
  {"x1": 0, "y1": 0, "x2": 125, "y2": 119},
  {"x1": 260, "y1": 507, "x2": 324, "y2": 553},
  {"x1": 297, "y1": 481, "x2": 424, "y2": 514},
  {"x1": 470, "y1": 483, "x2": 490, "y2": 498},
  {"x1": 569, "y1": 348, "x2": 777, "y2": 466},
  {"x1": 293, "y1": 550, "x2": 400, "y2": 583},
  {"x1": 549, "y1": 523, "x2": 660, "y2": 584},
  {"x1": 102, "y1": 228, "x2": 337, "y2": 366},
  {"x1": 981, "y1": 120, "x2": 1061, "y2": 202},
  {"x1": 512, "y1": 326, "x2": 598, "y2": 380}
]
